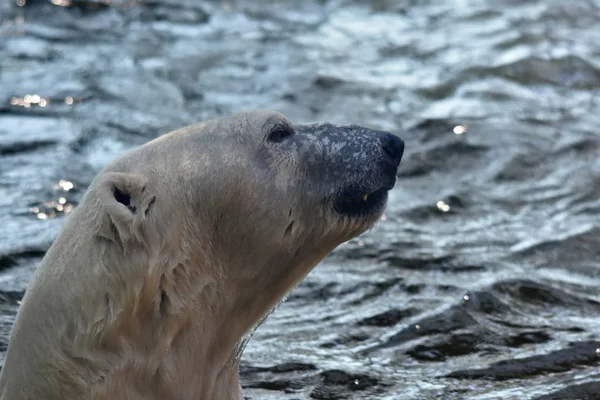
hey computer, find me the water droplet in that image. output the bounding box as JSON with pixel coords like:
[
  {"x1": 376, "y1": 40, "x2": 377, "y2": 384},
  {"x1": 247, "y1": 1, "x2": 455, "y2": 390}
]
[
  {"x1": 415, "y1": 324, "x2": 421, "y2": 330},
  {"x1": 65, "y1": 96, "x2": 74, "y2": 105},
  {"x1": 463, "y1": 295, "x2": 470, "y2": 301}
]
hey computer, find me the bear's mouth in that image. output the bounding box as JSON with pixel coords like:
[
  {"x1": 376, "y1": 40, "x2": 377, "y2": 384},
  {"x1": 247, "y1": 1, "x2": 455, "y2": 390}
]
[{"x1": 333, "y1": 183, "x2": 394, "y2": 217}]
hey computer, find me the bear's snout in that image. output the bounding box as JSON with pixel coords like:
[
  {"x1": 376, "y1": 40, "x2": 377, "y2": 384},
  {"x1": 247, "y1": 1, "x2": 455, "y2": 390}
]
[
  {"x1": 305, "y1": 126, "x2": 405, "y2": 218},
  {"x1": 381, "y1": 132, "x2": 404, "y2": 167}
]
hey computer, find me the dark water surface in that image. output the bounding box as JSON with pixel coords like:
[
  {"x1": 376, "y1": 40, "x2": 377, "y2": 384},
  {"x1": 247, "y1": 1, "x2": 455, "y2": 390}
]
[{"x1": 2, "y1": 1, "x2": 600, "y2": 399}]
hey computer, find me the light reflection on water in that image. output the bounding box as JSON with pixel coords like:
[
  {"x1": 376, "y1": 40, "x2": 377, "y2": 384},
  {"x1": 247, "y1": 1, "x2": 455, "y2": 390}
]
[
  {"x1": 8, "y1": 95, "x2": 89, "y2": 109},
  {"x1": 29, "y1": 180, "x2": 76, "y2": 220}
]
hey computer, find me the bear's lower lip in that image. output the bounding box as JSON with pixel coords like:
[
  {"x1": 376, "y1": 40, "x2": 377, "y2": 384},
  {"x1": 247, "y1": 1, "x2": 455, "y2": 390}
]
[{"x1": 333, "y1": 184, "x2": 392, "y2": 217}]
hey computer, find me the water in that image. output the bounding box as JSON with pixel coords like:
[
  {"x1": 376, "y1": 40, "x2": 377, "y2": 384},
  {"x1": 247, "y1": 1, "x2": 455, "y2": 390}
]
[{"x1": 1, "y1": 0, "x2": 600, "y2": 399}]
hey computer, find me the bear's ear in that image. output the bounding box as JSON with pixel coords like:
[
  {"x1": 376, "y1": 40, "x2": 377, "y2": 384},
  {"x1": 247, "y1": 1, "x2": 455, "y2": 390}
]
[{"x1": 96, "y1": 172, "x2": 155, "y2": 243}]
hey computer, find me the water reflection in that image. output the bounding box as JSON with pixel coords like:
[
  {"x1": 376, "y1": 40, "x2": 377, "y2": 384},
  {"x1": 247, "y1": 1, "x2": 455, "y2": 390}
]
[
  {"x1": 453, "y1": 124, "x2": 468, "y2": 135},
  {"x1": 56, "y1": 180, "x2": 74, "y2": 191},
  {"x1": 29, "y1": 181, "x2": 76, "y2": 220},
  {"x1": 10, "y1": 95, "x2": 48, "y2": 108},
  {"x1": 8, "y1": 95, "x2": 90, "y2": 108},
  {"x1": 436, "y1": 200, "x2": 451, "y2": 213},
  {"x1": 50, "y1": 0, "x2": 72, "y2": 6},
  {"x1": 30, "y1": 199, "x2": 74, "y2": 220}
]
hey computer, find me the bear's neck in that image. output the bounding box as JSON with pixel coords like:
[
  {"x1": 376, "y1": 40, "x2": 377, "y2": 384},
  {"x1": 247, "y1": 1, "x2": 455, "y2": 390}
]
[
  {"x1": 137, "y1": 239, "x2": 338, "y2": 399},
  {"x1": 130, "y1": 271, "x2": 250, "y2": 399}
]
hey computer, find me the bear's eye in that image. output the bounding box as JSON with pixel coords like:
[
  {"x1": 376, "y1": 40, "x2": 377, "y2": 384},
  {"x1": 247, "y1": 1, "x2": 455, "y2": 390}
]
[{"x1": 267, "y1": 125, "x2": 294, "y2": 143}]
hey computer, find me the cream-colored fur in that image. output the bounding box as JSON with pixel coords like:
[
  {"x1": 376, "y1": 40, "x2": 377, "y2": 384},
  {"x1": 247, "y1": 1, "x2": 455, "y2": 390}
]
[{"x1": 0, "y1": 110, "x2": 399, "y2": 399}]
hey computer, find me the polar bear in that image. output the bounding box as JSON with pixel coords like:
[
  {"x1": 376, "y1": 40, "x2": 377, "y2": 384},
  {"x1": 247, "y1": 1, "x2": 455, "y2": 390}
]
[{"x1": 0, "y1": 110, "x2": 404, "y2": 400}]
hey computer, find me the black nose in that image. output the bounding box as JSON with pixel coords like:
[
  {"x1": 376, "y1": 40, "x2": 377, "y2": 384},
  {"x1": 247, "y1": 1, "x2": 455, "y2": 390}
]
[{"x1": 382, "y1": 133, "x2": 404, "y2": 166}]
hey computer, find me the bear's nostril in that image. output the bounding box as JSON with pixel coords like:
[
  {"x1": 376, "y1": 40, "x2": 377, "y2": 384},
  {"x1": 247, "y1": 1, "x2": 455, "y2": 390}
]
[{"x1": 382, "y1": 133, "x2": 404, "y2": 165}]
